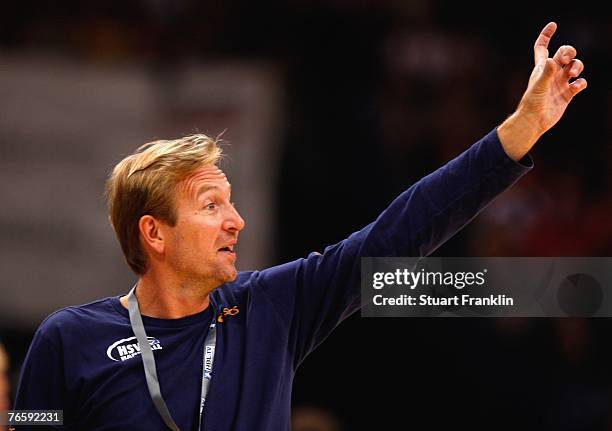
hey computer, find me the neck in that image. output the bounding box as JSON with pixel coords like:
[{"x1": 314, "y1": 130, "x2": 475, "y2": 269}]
[{"x1": 120, "y1": 269, "x2": 213, "y2": 319}]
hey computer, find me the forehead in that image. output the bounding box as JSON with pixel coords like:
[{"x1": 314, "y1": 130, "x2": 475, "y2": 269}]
[{"x1": 180, "y1": 164, "x2": 231, "y2": 198}]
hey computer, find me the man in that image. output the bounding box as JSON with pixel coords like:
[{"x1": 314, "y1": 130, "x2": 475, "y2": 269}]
[
  {"x1": 0, "y1": 341, "x2": 9, "y2": 431},
  {"x1": 15, "y1": 22, "x2": 586, "y2": 430}
]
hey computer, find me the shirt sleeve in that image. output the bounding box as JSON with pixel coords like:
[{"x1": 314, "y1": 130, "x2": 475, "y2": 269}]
[
  {"x1": 255, "y1": 128, "x2": 533, "y2": 365},
  {"x1": 13, "y1": 322, "x2": 67, "y2": 430}
]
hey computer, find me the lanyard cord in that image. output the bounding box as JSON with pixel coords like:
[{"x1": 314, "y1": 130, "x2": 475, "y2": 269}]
[{"x1": 127, "y1": 286, "x2": 216, "y2": 431}]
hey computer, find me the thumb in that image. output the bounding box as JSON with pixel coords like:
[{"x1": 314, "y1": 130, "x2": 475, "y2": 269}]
[{"x1": 535, "y1": 58, "x2": 555, "y2": 86}]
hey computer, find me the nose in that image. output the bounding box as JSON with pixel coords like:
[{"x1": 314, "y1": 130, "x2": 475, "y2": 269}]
[{"x1": 223, "y1": 204, "x2": 245, "y2": 233}]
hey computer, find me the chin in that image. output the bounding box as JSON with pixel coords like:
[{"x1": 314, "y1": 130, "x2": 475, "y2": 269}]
[
  {"x1": 217, "y1": 265, "x2": 238, "y2": 283},
  {"x1": 225, "y1": 268, "x2": 239, "y2": 282}
]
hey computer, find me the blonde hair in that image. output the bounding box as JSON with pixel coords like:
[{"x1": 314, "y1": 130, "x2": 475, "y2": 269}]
[{"x1": 106, "y1": 134, "x2": 222, "y2": 274}]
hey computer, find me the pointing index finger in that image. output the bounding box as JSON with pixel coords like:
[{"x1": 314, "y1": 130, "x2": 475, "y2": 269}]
[{"x1": 534, "y1": 22, "x2": 557, "y2": 65}]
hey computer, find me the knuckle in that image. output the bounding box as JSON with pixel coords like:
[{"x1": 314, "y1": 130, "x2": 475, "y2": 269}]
[{"x1": 572, "y1": 59, "x2": 584, "y2": 72}]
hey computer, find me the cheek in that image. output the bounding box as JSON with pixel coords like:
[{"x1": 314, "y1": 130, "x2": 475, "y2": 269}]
[
  {"x1": 185, "y1": 221, "x2": 219, "y2": 251},
  {"x1": 164, "y1": 229, "x2": 183, "y2": 256}
]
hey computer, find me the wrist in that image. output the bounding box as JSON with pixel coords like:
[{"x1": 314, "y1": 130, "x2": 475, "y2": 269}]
[{"x1": 497, "y1": 110, "x2": 543, "y2": 161}]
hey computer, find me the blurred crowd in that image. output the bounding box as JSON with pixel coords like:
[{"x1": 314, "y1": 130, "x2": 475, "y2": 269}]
[{"x1": 1, "y1": 1, "x2": 610, "y2": 429}]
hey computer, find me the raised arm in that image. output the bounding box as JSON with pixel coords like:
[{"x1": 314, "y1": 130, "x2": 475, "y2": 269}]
[
  {"x1": 498, "y1": 22, "x2": 587, "y2": 160},
  {"x1": 253, "y1": 22, "x2": 587, "y2": 365}
]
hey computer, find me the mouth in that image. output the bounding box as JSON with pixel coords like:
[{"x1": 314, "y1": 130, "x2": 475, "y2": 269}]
[{"x1": 217, "y1": 245, "x2": 236, "y2": 258}]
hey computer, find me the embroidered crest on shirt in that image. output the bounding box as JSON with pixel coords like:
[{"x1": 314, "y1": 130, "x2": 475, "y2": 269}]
[{"x1": 217, "y1": 305, "x2": 239, "y2": 323}]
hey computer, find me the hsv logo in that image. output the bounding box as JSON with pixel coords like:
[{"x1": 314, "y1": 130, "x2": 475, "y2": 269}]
[{"x1": 106, "y1": 336, "x2": 163, "y2": 362}]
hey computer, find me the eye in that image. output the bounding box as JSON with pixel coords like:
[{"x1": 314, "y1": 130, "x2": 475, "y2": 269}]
[{"x1": 204, "y1": 202, "x2": 217, "y2": 211}]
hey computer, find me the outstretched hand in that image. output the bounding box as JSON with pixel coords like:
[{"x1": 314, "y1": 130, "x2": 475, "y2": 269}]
[
  {"x1": 497, "y1": 22, "x2": 588, "y2": 161},
  {"x1": 519, "y1": 22, "x2": 587, "y2": 134}
]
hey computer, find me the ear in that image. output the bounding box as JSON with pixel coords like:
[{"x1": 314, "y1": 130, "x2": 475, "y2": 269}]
[{"x1": 138, "y1": 215, "x2": 166, "y2": 255}]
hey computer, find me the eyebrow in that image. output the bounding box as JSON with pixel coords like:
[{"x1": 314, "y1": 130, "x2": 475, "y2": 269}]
[{"x1": 196, "y1": 184, "x2": 231, "y2": 198}]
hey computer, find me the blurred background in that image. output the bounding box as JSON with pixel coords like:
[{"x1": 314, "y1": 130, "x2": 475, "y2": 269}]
[{"x1": 0, "y1": 1, "x2": 610, "y2": 430}]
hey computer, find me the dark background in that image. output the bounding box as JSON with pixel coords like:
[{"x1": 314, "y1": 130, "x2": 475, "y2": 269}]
[{"x1": 1, "y1": 1, "x2": 610, "y2": 429}]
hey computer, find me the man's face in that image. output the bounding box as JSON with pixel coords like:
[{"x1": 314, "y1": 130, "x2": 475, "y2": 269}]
[{"x1": 162, "y1": 164, "x2": 245, "y2": 288}]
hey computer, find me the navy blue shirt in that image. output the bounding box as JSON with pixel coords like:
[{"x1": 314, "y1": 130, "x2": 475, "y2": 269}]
[{"x1": 15, "y1": 129, "x2": 532, "y2": 430}]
